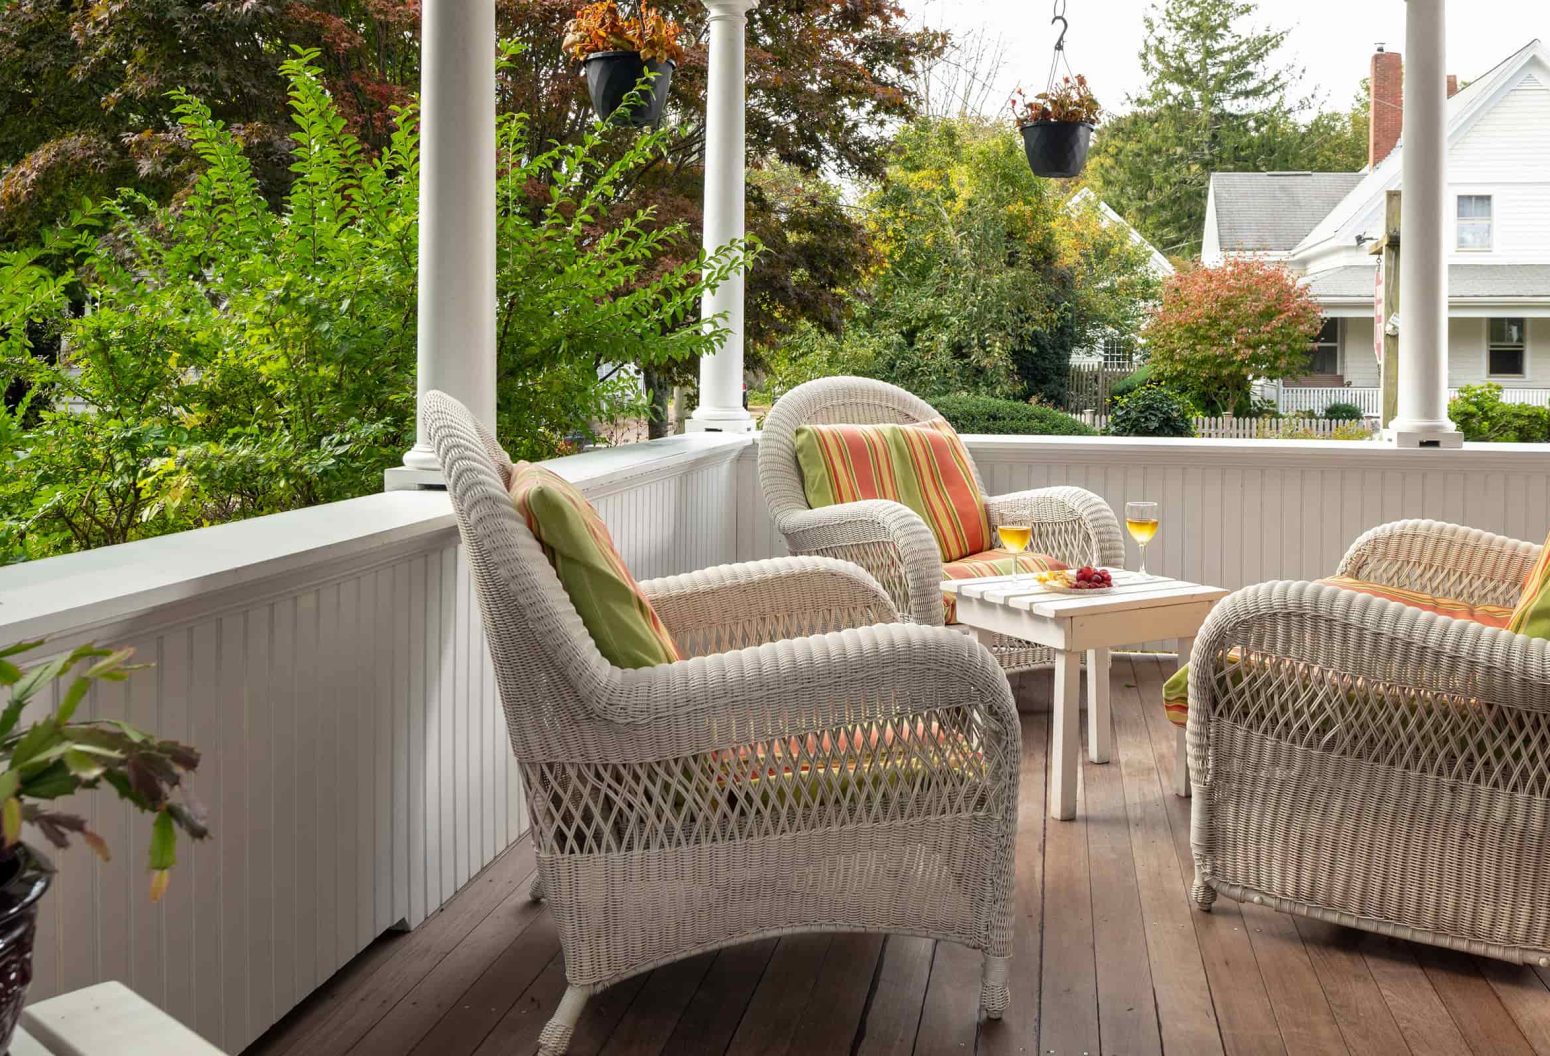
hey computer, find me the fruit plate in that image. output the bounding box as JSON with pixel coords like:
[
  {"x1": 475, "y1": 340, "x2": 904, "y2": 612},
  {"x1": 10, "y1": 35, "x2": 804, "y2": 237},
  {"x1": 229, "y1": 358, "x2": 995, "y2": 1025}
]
[
  {"x1": 1039, "y1": 580, "x2": 1114, "y2": 595},
  {"x1": 1034, "y1": 570, "x2": 1115, "y2": 595}
]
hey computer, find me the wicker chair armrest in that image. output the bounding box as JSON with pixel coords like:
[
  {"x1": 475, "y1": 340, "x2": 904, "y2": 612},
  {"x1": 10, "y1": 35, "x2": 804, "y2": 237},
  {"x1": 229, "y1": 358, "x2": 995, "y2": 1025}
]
[
  {"x1": 1188, "y1": 579, "x2": 1550, "y2": 797},
  {"x1": 639, "y1": 556, "x2": 899, "y2": 657},
  {"x1": 1336, "y1": 519, "x2": 1541, "y2": 609},
  {"x1": 536, "y1": 623, "x2": 1018, "y2": 767},
  {"x1": 777, "y1": 501, "x2": 945, "y2": 625},
  {"x1": 983, "y1": 486, "x2": 1124, "y2": 568}
]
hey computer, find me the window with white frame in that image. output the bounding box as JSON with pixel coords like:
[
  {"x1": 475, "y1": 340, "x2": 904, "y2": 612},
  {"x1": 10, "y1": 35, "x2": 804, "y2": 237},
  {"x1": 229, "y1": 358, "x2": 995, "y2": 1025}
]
[
  {"x1": 1457, "y1": 195, "x2": 1493, "y2": 251},
  {"x1": 1101, "y1": 334, "x2": 1133, "y2": 370},
  {"x1": 1488, "y1": 318, "x2": 1526, "y2": 377},
  {"x1": 1309, "y1": 318, "x2": 1340, "y2": 375}
]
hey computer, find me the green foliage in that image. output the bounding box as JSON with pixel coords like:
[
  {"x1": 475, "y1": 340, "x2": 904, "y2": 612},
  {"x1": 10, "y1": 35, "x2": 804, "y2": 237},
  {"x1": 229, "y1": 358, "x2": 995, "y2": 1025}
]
[
  {"x1": 0, "y1": 640, "x2": 207, "y2": 902},
  {"x1": 1087, "y1": 0, "x2": 1369, "y2": 258},
  {"x1": 1109, "y1": 386, "x2": 1195, "y2": 437},
  {"x1": 0, "y1": 50, "x2": 748, "y2": 561},
  {"x1": 1449, "y1": 384, "x2": 1550, "y2": 443},
  {"x1": 1106, "y1": 363, "x2": 1156, "y2": 407},
  {"x1": 929, "y1": 393, "x2": 1097, "y2": 436},
  {"x1": 1322, "y1": 401, "x2": 1364, "y2": 421},
  {"x1": 1142, "y1": 259, "x2": 1323, "y2": 415},
  {"x1": 828, "y1": 118, "x2": 1159, "y2": 405}
]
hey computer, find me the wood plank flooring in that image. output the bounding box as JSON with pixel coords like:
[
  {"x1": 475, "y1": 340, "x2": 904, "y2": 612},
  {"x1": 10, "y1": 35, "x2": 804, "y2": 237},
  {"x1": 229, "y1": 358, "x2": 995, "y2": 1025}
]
[{"x1": 245, "y1": 655, "x2": 1550, "y2": 1056}]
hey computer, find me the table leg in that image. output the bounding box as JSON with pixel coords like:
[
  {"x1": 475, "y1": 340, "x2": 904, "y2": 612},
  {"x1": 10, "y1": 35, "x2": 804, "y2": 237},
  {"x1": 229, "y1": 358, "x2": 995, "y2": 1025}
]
[
  {"x1": 1086, "y1": 647, "x2": 1111, "y2": 763},
  {"x1": 1050, "y1": 649, "x2": 1081, "y2": 820},
  {"x1": 1174, "y1": 635, "x2": 1194, "y2": 798}
]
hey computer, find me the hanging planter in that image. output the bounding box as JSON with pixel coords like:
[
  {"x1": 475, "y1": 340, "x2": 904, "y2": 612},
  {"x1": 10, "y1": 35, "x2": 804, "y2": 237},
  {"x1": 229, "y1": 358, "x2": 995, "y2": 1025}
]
[
  {"x1": 1011, "y1": 2, "x2": 1102, "y2": 179},
  {"x1": 563, "y1": 2, "x2": 685, "y2": 127}
]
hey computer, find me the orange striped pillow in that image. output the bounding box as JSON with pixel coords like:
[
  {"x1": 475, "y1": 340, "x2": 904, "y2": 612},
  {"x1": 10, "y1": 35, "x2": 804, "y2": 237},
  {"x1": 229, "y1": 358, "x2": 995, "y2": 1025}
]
[
  {"x1": 509, "y1": 463, "x2": 680, "y2": 668},
  {"x1": 1509, "y1": 534, "x2": 1550, "y2": 639},
  {"x1": 794, "y1": 418, "x2": 990, "y2": 562},
  {"x1": 1318, "y1": 576, "x2": 1516, "y2": 629}
]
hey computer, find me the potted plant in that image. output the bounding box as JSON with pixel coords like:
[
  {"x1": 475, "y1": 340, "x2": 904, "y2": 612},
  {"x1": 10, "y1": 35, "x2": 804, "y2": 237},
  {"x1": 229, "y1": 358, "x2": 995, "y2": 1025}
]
[
  {"x1": 0, "y1": 641, "x2": 206, "y2": 1050},
  {"x1": 1011, "y1": 75, "x2": 1102, "y2": 179},
  {"x1": 562, "y1": 1, "x2": 686, "y2": 127}
]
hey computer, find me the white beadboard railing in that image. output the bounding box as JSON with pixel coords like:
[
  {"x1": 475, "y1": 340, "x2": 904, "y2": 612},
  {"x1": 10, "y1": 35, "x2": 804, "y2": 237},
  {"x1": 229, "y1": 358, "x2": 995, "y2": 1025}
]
[
  {"x1": 1276, "y1": 385, "x2": 1550, "y2": 416},
  {"x1": 0, "y1": 432, "x2": 745, "y2": 1054},
  {"x1": 735, "y1": 436, "x2": 1550, "y2": 592}
]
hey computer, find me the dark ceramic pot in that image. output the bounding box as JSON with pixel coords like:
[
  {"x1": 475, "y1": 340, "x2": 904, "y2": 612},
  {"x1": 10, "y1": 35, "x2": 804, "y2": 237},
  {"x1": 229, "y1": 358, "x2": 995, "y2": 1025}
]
[
  {"x1": 0, "y1": 844, "x2": 49, "y2": 1054},
  {"x1": 582, "y1": 51, "x2": 675, "y2": 127},
  {"x1": 1020, "y1": 120, "x2": 1094, "y2": 179}
]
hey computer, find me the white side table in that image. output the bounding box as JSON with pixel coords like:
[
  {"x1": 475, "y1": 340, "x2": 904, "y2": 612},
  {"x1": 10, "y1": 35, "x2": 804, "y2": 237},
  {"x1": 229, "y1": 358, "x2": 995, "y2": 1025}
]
[
  {"x1": 942, "y1": 570, "x2": 1228, "y2": 821},
  {"x1": 18, "y1": 982, "x2": 225, "y2": 1055}
]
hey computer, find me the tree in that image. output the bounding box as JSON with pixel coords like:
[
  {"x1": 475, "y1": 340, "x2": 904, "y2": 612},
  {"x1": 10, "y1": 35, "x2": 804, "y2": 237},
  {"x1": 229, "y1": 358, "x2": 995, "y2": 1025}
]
[
  {"x1": 0, "y1": 50, "x2": 747, "y2": 561},
  {"x1": 791, "y1": 118, "x2": 1159, "y2": 405},
  {"x1": 1141, "y1": 258, "x2": 1323, "y2": 414},
  {"x1": 1087, "y1": 0, "x2": 1367, "y2": 258}
]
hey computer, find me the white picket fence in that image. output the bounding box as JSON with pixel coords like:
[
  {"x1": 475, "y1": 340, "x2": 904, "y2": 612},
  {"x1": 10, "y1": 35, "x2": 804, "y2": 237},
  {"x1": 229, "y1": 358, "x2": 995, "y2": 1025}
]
[
  {"x1": 1076, "y1": 412, "x2": 1380, "y2": 439},
  {"x1": 1273, "y1": 385, "x2": 1550, "y2": 417}
]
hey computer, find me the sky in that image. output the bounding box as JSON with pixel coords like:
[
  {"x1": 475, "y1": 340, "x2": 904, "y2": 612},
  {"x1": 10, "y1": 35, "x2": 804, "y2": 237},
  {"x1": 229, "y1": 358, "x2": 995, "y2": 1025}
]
[{"x1": 901, "y1": 0, "x2": 1550, "y2": 119}]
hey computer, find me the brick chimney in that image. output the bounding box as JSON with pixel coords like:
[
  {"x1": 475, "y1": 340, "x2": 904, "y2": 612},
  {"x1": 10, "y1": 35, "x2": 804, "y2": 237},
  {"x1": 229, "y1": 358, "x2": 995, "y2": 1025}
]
[
  {"x1": 1369, "y1": 45, "x2": 1404, "y2": 168},
  {"x1": 1447, "y1": 74, "x2": 1459, "y2": 98}
]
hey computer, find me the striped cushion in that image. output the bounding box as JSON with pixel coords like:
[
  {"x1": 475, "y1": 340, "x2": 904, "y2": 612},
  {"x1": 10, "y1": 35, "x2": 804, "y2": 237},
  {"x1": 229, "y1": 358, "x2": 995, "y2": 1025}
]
[
  {"x1": 510, "y1": 463, "x2": 680, "y2": 669},
  {"x1": 942, "y1": 550, "x2": 1067, "y2": 624},
  {"x1": 794, "y1": 418, "x2": 990, "y2": 562},
  {"x1": 1509, "y1": 533, "x2": 1550, "y2": 639},
  {"x1": 1162, "y1": 576, "x2": 1517, "y2": 727}
]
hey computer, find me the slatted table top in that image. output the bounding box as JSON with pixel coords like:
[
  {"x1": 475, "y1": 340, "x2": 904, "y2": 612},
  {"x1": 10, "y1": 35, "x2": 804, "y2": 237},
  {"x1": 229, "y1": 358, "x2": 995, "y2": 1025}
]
[{"x1": 941, "y1": 569, "x2": 1230, "y2": 621}]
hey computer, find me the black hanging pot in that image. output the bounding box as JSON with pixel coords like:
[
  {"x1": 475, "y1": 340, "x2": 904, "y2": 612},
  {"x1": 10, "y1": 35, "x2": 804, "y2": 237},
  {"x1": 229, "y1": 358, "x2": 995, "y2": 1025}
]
[
  {"x1": 1021, "y1": 120, "x2": 1093, "y2": 178},
  {"x1": 583, "y1": 51, "x2": 675, "y2": 127},
  {"x1": 0, "y1": 844, "x2": 50, "y2": 1054}
]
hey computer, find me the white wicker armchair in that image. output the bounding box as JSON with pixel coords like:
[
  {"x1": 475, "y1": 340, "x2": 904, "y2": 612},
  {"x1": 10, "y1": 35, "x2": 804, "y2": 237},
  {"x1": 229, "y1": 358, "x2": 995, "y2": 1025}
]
[
  {"x1": 759, "y1": 376, "x2": 1125, "y2": 670},
  {"x1": 1188, "y1": 519, "x2": 1550, "y2": 964},
  {"x1": 423, "y1": 391, "x2": 1021, "y2": 1054}
]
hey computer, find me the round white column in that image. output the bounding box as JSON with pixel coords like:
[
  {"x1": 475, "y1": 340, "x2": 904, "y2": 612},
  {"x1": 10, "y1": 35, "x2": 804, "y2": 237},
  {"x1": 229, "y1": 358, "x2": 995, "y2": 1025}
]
[
  {"x1": 687, "y1": 0, "x2": 758, "y2": 434},
  {"x1": 398, "y1": 0, "x2": 498, "y2": 476},
  {"x1": 1388, "y1": 0, "x2": 1462, "y2": 447}
]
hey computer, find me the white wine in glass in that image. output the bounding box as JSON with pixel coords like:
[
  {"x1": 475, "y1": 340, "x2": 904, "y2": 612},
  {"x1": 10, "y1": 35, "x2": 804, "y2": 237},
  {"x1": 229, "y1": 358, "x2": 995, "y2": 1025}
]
[
  {"x1": 1125, "y1": 501, "x2": 1160, "y2": 575},
  {"x1": 998, "y1": 524, "x2": 1032, "y2": 553}
]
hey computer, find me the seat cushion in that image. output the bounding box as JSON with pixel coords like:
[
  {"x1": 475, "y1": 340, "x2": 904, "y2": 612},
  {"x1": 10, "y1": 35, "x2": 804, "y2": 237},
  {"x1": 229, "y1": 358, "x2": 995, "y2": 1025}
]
[
  {"x1": 942, "y1": 550, "x2": 1067, "y2": 624},
  {"x1": 1162, "y1": 575, "x2": 1517, "y2": 727},
  {"x1": 509, "y1": 462, "x2": 680, "y2": 669},
  {"x1": 1509, "y1": 533, "x2": 1550, "y2": 639},
  {"x1": 794, "y1": 417, "x2": 991, "y2": 562}
]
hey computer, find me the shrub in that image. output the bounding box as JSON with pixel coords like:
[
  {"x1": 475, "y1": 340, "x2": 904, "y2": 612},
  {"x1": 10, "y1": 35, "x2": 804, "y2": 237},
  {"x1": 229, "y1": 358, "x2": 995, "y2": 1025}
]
[
  {"x1": 1106, "y1": 363, "x2": 1154, "y2": 408},
  {"x1": 1142, "y1": 259, "x2": 1324, "y2": 415},
  {"x1": 930, "y1": 393, "x2": 1096, "y2": 436},
  {"x1": 1323, "y1": 401, "x2": 1364, "y2": 421},
  {"x1": 1109, "y1": 387, "x2": 1194, "y2": 438},
  {"x1": 1449, "y1": 384, "x2": 1550, "y2": 443}
]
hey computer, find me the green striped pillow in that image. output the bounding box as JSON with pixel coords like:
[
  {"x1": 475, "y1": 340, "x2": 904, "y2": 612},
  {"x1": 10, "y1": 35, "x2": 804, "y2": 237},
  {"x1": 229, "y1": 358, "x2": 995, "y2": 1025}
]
[
  {"x1": 793, "y1": 418, "x2": 991, "y2": 563},
  {"x1": 509, "y1": 463, "x2": 680, "y2": 668},
  {"x1": 1509, "y1": 532, "x2": 1550, "y2": 640}
]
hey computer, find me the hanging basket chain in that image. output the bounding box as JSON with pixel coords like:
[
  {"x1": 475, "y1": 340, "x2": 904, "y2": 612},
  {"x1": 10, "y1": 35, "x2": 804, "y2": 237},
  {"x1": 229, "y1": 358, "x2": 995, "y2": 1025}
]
[{"x1": 1046, "y1": 0, "x2": 1074, "y2": 94}]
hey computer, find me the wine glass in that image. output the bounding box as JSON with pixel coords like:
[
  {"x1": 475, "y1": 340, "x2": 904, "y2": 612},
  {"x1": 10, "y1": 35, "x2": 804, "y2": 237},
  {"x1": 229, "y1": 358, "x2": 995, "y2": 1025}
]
[
  {"x1": 998, "y1": 524, "x2": 1032, "y2": 554},
  {"x1": 1125, "y1": 501, "x2": 1160, "y2": 576}
]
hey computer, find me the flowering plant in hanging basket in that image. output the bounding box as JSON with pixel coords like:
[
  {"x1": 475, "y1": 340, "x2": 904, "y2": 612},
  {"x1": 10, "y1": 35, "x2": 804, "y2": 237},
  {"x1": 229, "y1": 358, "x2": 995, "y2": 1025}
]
[
  {"x1": 563, "y1": 1, "x2": 686, "y2": 126},
  {"x1": 1011, "y1": 76, "x2": 1102, "y2": 178}
]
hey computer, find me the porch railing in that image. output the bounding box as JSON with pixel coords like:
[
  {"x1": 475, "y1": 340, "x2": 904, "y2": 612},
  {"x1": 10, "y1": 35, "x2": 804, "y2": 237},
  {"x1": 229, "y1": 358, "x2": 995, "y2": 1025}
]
[{"x1": 1274, "y1": 385, "x2": 1550, "y2": 417}]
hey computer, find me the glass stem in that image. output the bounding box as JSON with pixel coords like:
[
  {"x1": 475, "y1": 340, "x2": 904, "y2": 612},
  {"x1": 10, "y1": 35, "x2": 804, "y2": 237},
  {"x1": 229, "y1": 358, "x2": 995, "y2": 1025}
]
[{"x1": 1138, "y1": 544, "x2": 1147, "y2": 576}]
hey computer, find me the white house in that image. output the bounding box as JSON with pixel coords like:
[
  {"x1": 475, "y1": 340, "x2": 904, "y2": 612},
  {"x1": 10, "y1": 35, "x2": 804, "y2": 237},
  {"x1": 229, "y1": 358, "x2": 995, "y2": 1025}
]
[
  {"x1": 1203, "y1": 40, "x2": 1550, "y2": 406},
  {"x1": 1066, "y1": 188, "x2": 1175, "y2": 369}
]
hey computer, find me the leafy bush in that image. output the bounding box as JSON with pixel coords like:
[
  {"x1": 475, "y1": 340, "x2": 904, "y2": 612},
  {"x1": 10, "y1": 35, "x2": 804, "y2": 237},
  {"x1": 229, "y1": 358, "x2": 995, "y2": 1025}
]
[
  {"x1": 1449, "y1": 384, "x2": 1550, "y2": 443},
  {"x1": 1323, "y1": 401, "x2": 1364, "y2": 421},
  {"x1": 1109, "y1": 386, "x2": 1194, "y2": 438},
  {"x1": 1105, "y1": 363, "x2": 1154, "y2": 407},
  {"x1": 1142, "y1": 259, "x2": 1323, "y2": 415},
  {"x1": 0, "y1": 48, "x2": 747, "y2": 562},
  {"x1": 930, "y1": 393, "x2": 1096, "y2": 436}
]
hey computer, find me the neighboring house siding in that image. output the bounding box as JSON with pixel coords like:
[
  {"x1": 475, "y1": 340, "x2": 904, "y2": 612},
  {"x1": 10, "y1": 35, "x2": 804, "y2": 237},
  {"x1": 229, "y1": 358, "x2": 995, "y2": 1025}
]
[
  {"x1": 1449, "y1": 73, "x2": 1550, "y2": 261},
  {"x1": 1335, "y1": 318, "x2": 1549, "y2": 390},
  {"x1": 1342, "y1": 318, "x2": 1380, "y2": 387}
]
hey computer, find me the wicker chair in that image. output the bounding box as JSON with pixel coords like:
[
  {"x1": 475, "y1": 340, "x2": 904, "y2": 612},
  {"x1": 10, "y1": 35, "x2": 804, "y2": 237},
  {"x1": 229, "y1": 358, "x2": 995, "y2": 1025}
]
[
  {"x1": 423, "y1": 391, "x2": 1022, "y2": 1054},
  {"x1": 759, "y1": 376, "x2": 1125, "y2": 670},
  {"x1": 1188, "y1": 518, "x2": 1550, "y2": 965}
]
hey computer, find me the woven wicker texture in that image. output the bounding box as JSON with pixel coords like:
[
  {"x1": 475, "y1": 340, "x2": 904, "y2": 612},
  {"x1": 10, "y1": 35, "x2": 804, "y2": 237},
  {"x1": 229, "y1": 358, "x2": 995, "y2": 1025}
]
[
  {"x1": 759, "y1": 376, "x2": 1125, "y2": 671},
  {"x1": 1188, "y1": 520, "x2": 1550, "y2": 965},
  {"x1": 424, "y1": 391, "x2": 1021, "y2": 1053}
]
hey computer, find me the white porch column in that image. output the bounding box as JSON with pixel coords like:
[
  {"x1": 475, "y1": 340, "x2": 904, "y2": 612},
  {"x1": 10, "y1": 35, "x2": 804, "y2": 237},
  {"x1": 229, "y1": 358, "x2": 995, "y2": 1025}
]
[
  {"x1": 1388, "y1": 0, "x2": 1462, "y2": 447},
  {"x1": 390, "y1": 0, "x2": 498, "y2": 488},
  {"x1": 687, "y1": 0, "x2": 758, "y2": 434}
]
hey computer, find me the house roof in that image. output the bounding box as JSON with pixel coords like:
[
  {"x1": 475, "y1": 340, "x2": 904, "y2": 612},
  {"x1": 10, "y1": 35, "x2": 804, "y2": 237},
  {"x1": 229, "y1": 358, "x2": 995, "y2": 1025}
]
[
  {"x1": 1303, "y1": 263, "x2": 1550, "y2": 301},
  {"x1": 1291, "y1": 39, "x2": 1550, "y2": 256},
  {"x1": 1208, "y1": 172, "x2": 1365, "y2": 253},
  {"x1": 1064, "y1": 188, "x2": 1175, "y2": 276}
]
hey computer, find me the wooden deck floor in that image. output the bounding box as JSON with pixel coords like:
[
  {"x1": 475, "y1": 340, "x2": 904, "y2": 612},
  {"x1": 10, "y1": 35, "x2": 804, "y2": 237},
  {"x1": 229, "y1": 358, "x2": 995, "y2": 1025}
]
[{"x1": 246, "y1": 655, "x2": 1550, "y2": 1056}]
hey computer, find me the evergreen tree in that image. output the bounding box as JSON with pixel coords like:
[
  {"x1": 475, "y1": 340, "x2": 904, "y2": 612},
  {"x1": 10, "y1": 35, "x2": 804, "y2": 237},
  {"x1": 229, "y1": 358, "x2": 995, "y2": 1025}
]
[{"x1": 1088, "y1": 0, "x2": 1366, "y2": 258}]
